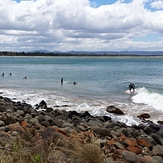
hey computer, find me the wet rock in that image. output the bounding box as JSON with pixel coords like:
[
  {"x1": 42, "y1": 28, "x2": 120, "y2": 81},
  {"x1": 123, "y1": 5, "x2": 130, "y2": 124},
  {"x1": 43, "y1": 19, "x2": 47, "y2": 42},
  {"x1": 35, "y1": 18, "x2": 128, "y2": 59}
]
[
  {"x1": 106, "y1": 105, "x2": 124, "y2": 115},
  {"x1": 36, "y1": 100, "x2": 47, "y2": 110},
  {"x1": 144, "y1": 126, "x2": 154, "y2": 134},
  {"x1": 157, "y1": 121, "x2": 163, "y2": 125},
  {"x1": 137, "y1": 113, "x2": 150, "y2": 119}
]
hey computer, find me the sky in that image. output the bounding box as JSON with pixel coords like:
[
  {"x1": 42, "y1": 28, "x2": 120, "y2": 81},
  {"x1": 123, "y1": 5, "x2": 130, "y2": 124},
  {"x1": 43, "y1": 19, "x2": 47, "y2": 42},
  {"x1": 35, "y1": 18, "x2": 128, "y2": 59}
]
[{"x1": 0, "y1": 0, "x2": 163, "y2": 52}]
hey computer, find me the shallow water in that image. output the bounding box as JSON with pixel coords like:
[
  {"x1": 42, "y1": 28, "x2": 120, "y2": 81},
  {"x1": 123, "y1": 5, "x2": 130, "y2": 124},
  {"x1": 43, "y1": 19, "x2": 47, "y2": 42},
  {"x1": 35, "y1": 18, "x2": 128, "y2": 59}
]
[{"x1": 0, "y1": 56, "x2": 163, "y2": 125}]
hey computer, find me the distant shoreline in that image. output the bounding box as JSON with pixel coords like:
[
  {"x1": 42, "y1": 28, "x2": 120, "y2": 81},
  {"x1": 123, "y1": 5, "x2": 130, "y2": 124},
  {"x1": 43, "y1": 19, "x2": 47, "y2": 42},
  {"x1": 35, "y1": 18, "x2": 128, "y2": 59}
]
[
  {"x1": 0, "y1": 51, "x2": 163, "y2": 57},
  {"x1": 1, "y1": 54, "x2": 163, "y2": 58}
]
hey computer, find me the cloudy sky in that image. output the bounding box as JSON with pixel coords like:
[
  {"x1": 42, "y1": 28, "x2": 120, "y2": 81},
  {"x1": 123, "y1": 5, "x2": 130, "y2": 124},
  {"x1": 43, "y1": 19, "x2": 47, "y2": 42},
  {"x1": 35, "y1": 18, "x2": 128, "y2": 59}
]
[{"x1": 0, "y1": 0, "x2": 163, "y2": 52}]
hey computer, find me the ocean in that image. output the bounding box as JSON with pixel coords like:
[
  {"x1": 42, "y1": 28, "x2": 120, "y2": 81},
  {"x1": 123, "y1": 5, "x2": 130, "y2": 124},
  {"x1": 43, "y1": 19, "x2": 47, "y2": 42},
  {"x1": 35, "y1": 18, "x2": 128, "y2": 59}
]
[{"x1": 0, "y1": 56, "x2": 163, "y2": 126}]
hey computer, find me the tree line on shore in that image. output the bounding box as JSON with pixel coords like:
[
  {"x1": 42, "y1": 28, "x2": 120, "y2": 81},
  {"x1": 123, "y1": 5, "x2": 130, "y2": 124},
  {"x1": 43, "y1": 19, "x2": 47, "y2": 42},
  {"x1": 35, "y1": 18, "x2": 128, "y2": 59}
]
[{"x1": 0, "y1": 51, "x2": 152, "y2": 57}]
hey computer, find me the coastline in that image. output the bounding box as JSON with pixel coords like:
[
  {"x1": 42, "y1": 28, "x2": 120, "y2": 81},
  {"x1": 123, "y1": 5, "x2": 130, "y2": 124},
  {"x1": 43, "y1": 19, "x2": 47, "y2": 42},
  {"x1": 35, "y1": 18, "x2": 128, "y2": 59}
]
[{"x1": 0, "y1": 95, "x2": 163, "y2": 162}]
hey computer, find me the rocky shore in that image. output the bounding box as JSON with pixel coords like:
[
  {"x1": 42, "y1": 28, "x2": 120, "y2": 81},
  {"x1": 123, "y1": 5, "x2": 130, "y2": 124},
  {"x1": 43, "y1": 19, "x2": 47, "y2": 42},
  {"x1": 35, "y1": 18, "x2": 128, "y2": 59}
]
[{"x1": 0, "y1": 96, "x2": 163, "y2": 163}]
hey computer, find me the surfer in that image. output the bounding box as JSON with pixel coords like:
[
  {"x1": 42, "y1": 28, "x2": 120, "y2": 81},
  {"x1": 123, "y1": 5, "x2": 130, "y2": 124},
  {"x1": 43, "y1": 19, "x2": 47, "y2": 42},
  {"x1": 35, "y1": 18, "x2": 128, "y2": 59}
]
[
  {"x1": 2, "y1": 73, "x2": 4, "y2": 76},
  {"x1": 129, "y1": 83, "x2": 135, "y2": 92},
  {"x1": 61, "y1": 78, "x2": 63, "y2": 84}
]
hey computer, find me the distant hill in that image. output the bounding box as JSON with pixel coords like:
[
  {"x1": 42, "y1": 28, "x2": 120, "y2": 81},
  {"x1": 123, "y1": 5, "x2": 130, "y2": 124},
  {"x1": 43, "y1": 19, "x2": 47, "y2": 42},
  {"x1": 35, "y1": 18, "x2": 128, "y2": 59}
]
[{"x1": 55, "y1": 50, "x2": 163, "y2": 56}]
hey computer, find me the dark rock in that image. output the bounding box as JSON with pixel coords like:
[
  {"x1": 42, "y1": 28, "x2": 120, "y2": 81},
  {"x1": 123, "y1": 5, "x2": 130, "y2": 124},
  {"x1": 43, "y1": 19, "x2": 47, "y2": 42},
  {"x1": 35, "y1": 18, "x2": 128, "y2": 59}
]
[
  {"x1": 118, "y1": 128, "x2": 129, "y2": 137},
  {"x1": 36, "y1": 100, "x2": 47, "y2": 110},
  {"x1": 128, "y1": 128, "x2": 140, "y2": 138},
  {"x1": 55, "y1": 109, "x2": 66, "y2": 116},
  {"x1": 38, "y1": 114, "x2": 45, "y2": 123},
  {"x1": 46, "y1": 107, "x2": 53, "y2": 112},
  {"x1": 41, "y1": 127, "x2": 63, "y2": 143},
  {"x1": 44, "y1": 115, "x2": 53, "y2": 124},
  {"x1": 104, "y1": 121, "x2": 121, "y2": 129},
  {"x1": 0, "y1": 102, "x2": 15, "y2": 112},
  {"x1": 157, "y1": 121, "x2": 163, "y2": 125},
  {"x1": 137, "y1": 113, "x2": 150, "y2": 119},
  {"x1": 91, "y1": 127, "x2": 111, "y2": 137},
  {"x1": 68, "y1": 110, "x2": 79, "y2": 119},
  {"x1": 106, "y1": 105, "x2": 124, "y2": 115},
  {"x1": 79, "y1": 111, "x2": 94, "y2": 118},
  {"x1": 72, "y1": 116, "x2": 81, "y2": 127},
  {"x1": 148, "y1": 121, "x2": 160, "y2": 131},
  {"x1": 41, "y1": 121, "x2": 51, "y2": 127},
  {"x1": 41, "y1": 127, "x2": 57, "y2": 139},
  {"x1": 151, "y1": 133, "x2": 162, "y2": 145},
  {"x1": 159, "y1": 125, "x2": 163, "y2": 135},
  {"x1": 144, "y1": 126, "x2": 153, "y2": 135},
  {"x1": 98, "y1": 116, "x2": 111, "y2": 122},
  {"x1": 4, "y1": 116, "x2": 16, "y2": 125},
  {"x1": 52, "y1": 119, "x2": 63, "y2": 127}
]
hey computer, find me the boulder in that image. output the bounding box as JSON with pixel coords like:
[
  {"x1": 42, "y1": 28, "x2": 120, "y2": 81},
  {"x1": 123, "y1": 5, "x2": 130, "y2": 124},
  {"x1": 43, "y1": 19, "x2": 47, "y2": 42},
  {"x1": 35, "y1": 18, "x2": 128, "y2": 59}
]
[
  {"x1": 106, "y1": 105, "x2": 124, "y2": 115},
  {"x1": 91, "y1": 127, "x2": 111, "y2": 137},
  {"x1": 137, "y1": 113, "x2": 150, "y2": 119},
  {"x1": 122, "y1": 150, "x2": 140, "y2": 163},
  {"x1": 152, "y1": 145, "x2": 163, "y2": 157},
  {"x1": 35, "y1": 100, "x2": 47, "y2": 110}
]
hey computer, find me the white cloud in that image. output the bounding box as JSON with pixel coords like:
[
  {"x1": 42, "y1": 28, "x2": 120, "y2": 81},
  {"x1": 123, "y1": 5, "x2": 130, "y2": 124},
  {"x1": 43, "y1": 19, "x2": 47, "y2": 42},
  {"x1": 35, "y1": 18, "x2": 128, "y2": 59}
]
[
  {"x1": 150, "y1": 0, "x2": 163, "y2": 9},
  {"x1": 0, "y1": 0, "x2": 163, "y2": 51}
]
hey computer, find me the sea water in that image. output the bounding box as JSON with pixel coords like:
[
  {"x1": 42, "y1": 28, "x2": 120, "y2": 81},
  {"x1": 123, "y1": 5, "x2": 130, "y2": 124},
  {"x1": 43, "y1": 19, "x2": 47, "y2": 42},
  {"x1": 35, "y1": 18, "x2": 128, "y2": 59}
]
[{"x1": 0, "y1": 56, "x2": 163, "y2": 125}]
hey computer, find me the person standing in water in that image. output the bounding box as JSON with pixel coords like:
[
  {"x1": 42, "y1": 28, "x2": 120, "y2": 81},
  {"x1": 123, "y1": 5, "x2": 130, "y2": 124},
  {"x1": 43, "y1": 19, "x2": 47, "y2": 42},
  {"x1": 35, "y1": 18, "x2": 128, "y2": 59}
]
[
  {"x1": 129, "y1": 83, "x2": 135, "y2": 92},
  {"x1": 61, "y1": 78, "x2": 63, "y2": 84}
]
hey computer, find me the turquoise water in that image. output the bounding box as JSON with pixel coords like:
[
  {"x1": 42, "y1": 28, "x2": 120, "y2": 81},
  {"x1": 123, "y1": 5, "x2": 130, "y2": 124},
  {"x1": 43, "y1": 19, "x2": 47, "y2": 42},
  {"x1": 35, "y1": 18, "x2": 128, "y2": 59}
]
[{"x1": 0, "y1": 56, "x2": 163, "y2": 125}]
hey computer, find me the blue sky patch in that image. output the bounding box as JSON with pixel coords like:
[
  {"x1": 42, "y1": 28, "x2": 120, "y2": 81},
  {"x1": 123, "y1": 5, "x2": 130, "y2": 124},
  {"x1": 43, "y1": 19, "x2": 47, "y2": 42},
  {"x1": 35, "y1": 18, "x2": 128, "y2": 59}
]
[{"x1": 132, "y1": 33, "x2": 162, "y2": 42}]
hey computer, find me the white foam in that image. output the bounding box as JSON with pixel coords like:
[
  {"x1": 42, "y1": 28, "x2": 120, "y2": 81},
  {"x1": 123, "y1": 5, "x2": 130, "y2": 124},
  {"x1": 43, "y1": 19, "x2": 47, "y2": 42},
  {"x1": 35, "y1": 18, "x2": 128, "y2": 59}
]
[
  {"x1": 125, "y1": 89, "x2": 137, "y2": 95},
  {"x1": 132, "y1": 87, "x2": 163, "y2": 111},
  {"x1": 0, "y1": 87, "x2": 161, "y2": 126}
]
